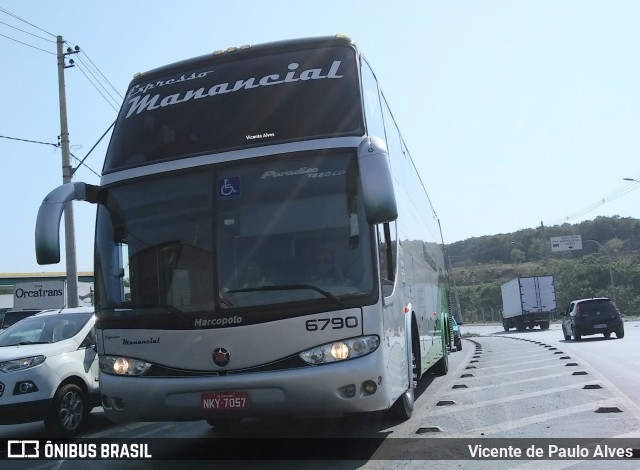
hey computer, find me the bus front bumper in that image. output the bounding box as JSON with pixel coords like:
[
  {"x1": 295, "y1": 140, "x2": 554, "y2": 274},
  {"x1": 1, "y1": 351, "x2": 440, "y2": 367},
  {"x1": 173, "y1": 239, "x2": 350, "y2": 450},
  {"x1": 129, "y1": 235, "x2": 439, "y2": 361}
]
[{"x1": 99, "y1": 352, "x2": 394, "y2": 423}]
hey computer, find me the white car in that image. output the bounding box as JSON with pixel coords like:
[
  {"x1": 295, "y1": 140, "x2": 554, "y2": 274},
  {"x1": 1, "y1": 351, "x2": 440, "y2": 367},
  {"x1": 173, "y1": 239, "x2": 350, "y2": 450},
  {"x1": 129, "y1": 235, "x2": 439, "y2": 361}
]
[{"x1": 0, "y1": 307, "x2": 99, "y2": 436}]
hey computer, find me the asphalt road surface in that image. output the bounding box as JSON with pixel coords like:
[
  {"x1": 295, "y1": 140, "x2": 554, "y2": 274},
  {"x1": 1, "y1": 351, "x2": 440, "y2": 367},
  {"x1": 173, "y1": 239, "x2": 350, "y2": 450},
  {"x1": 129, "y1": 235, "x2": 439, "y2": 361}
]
[{"x1": 2, "y1": 320, "x2": 639, "y2": 469}]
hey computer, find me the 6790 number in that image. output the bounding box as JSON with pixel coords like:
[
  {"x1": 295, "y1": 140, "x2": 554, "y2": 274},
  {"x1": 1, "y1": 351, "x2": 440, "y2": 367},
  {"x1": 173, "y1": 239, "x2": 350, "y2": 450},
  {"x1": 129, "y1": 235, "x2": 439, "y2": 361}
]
[{"x1": 305, "y1": 316, "x2": 359, "y2": 331}]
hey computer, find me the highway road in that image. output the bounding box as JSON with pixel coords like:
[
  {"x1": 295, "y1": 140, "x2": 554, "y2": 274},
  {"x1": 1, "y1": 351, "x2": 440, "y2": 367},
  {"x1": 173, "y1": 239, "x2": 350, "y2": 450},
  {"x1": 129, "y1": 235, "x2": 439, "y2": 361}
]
[{"x1": 1, "y1": 320, "x2": 639, "y2": 469}]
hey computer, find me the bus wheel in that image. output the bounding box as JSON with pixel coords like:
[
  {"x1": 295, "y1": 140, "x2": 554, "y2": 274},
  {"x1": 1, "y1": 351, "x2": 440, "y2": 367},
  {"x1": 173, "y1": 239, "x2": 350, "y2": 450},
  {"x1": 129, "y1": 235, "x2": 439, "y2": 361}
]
[
  {"x1": 432, "y1": 339, "x2": 449, "y2": 376},
  {"x1": 389, "y1": 353, "x2": 415, "y2": 421}
]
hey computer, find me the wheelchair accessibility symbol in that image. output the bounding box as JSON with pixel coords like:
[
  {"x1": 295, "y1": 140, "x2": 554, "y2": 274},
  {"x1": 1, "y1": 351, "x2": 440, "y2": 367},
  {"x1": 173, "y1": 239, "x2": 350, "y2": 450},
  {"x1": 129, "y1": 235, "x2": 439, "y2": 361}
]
[{"x1": 217, "y1": 176, "x2": 241, "y2": 200}]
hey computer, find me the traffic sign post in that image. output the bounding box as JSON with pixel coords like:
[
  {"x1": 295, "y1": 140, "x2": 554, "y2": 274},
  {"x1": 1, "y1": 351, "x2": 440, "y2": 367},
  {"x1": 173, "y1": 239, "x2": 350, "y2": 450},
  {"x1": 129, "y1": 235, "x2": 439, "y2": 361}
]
[{"x1": 550, "y1": 235, "x2": 583, "y2": 252}]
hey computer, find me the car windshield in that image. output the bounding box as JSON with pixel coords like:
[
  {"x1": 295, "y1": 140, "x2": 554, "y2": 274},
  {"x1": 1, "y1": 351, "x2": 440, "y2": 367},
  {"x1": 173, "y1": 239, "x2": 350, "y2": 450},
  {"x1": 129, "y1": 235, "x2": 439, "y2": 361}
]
[
  {"x1": 0, "y1": 311, "x2": 40, "y2": 329},
  {"x1": 0, "y1": 312, "x2": 93, "y2": 347}
]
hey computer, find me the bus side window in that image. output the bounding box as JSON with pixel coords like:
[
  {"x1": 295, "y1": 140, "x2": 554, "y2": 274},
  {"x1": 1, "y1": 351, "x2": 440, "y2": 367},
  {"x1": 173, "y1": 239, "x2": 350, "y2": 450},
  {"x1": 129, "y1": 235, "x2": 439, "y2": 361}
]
[{"x1": 378, "y1": 222, "x2": 396, "y2": 297}]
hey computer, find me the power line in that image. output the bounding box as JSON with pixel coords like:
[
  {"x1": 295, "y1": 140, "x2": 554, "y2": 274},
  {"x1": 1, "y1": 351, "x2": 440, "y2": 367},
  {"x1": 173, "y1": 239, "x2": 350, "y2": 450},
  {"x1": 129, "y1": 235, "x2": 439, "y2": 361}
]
[
  {"x1": 56, "y1": 40, "x2": 123, "y2": 111},
  {"x1": 545, "y1": 172, "x2": 640, "y2": 226},
  {"x1": 1, "y1": 7, "x2": 121, "y2": 114},
  {"x1": 73, "y1": 59, "x2": 121, "y2": 111},
  {"x1": 0, "y1": 134, "x2": 102, "y2": 177},
  {"x1": 0, "y1": 6, "x2": 56, "y2": 38},
  {"x1": 0, "y1": 20, "x2": 55, "y2": 43},
  {"x1": 0, "y1": 31, "x2": 55, "y2": 55},
  {"x1": 69, "y1": 151, "x2": 101, "y2": 178},
  {"x1": 66, "y1": 40, "x2": 123, "y2": 100},
  {"x1": 70, "y1": 120, "x2": 116, "y2": 179},
  {"x1": 0, "y1": 134, "x2": 58, "y2": 148}
]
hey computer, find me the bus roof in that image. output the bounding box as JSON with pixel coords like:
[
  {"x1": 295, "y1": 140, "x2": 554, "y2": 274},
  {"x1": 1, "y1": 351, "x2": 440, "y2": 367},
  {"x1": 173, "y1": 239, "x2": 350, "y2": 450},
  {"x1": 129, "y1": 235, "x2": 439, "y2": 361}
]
[{"x1": 129, "y1": 35, "x2": 357, "y2": 86}]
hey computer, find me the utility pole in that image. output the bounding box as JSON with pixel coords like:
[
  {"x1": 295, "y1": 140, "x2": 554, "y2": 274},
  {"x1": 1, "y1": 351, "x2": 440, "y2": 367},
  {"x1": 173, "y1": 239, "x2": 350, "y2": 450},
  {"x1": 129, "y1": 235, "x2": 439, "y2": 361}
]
[
  {"x1": 56, "y1": 36, "x2": 79, "y2": 307},
  {"x1": 447, "y1": 255, "x2": 463, "y2": 322},
  {"x1": 585, "y1": 239, "x2": 617, "y2": 304}
]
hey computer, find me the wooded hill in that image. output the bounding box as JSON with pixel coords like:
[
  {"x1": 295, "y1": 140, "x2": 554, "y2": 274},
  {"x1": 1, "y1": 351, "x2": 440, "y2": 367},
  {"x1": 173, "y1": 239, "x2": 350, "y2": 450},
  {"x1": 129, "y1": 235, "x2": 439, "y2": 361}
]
[{"x1": 445, "y1": 216, "x2": 640, "y2": 323}]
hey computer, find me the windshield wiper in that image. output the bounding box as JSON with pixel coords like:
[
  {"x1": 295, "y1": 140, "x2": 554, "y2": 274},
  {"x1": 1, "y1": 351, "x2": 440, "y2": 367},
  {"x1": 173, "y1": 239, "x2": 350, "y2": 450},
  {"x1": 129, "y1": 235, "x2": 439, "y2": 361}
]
[
  {"x1": 106, "y1": 304, "x2": 186, "y2": 315},
  {"x1": 227, "y1": 284, "x2": 346, "y2": 307},
  {"x1": 2, "y1": 341, "x2": 50, "y2": 346}
]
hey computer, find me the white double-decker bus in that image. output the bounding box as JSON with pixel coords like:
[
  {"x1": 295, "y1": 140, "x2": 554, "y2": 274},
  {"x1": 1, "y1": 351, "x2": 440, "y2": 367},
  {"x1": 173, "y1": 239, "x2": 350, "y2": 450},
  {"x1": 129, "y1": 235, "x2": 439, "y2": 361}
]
[{"x1": 35, "y1": 35, "x2": 452, "y2": 426}]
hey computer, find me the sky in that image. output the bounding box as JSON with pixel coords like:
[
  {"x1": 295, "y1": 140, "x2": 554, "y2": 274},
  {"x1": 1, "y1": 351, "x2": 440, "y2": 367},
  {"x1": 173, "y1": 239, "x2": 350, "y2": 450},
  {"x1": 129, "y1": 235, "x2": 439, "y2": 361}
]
[{"x1": 1, "y1": 0, "x2": 639, "y2": 274}]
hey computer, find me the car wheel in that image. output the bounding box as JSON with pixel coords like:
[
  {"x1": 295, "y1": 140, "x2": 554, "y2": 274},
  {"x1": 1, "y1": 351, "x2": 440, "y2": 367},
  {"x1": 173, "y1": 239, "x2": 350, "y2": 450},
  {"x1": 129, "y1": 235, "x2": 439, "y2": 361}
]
[
  {"x1": 573, "y1": 328, "x2": 581, "y2": 341},
  {"x1": 603, "y1": 332, "x2": 611, "y2": 339},
  {"x1": 616, "y1": 328, "x2": 624, "y2": 339},
  {"x1": 44, "y1": 383, "x2": 88, "y2": 437},
  {"x1": 456, "y1": 339, "x2": 462, "y2": 351},
  {"x1": 563, "y1": 333, "x2": 571, "y2": 341}
]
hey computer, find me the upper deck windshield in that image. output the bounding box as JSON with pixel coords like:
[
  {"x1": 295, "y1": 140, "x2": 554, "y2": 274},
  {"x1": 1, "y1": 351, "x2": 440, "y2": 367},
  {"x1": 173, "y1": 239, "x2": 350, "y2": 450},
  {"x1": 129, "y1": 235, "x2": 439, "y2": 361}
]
[
  {"x1": 104, "y1": 45, "x2": 363, "y2": 173},
  {"x1": 95, "y1": 151, "x2": 376, "y2": 327}
]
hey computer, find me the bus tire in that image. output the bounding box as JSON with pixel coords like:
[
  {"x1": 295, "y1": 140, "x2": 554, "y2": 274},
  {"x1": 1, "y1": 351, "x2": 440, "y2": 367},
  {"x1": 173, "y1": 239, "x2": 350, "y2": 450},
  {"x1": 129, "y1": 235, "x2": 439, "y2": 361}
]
[
  {"x1": 389, "y1": 353, "x2": 415, "y2": 421},
  {"x1": 432, "y1": 337, "x2": 449, "y2": 376}
]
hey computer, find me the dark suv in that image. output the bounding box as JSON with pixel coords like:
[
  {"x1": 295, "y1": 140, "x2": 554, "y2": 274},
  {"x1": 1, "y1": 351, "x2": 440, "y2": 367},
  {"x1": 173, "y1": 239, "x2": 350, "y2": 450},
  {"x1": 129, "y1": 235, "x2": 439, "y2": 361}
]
[{"x1": 562, "y1": 298, "x2": 624, "y2": 341}]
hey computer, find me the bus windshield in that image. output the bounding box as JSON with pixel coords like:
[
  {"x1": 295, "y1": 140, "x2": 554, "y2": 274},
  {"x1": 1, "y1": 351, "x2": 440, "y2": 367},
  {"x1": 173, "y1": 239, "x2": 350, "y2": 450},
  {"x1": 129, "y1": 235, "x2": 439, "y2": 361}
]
[
  {"x1": 104, "y1": 45, "x2": 363, "y2": 173},
  {"x1": 95, "y1": 151, "x2": 375, "y2": 324}
]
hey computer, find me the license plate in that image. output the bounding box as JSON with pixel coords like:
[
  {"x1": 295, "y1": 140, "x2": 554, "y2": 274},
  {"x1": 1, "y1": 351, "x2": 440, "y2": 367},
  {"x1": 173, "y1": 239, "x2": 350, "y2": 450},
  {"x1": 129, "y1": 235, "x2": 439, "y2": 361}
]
[
  {"x1": 201, "y1": 391, "x2": 249, "y2": 410},
  {"x1": 594, "y1": 324, "x2": 607, "y2": 329}
]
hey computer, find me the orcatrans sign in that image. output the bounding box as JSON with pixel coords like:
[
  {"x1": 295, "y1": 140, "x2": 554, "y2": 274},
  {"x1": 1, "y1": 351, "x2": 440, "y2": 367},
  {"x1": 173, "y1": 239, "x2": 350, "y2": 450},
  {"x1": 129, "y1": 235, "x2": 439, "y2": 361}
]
[{"x1": 13, "y1": 280, "x2": 66, "y2": 310}]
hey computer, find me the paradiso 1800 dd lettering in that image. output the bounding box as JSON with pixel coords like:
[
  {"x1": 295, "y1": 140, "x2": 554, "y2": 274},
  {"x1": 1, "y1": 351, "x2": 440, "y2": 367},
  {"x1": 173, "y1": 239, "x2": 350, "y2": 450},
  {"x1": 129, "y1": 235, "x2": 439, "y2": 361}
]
[{"x1": 260, "y1": 167, "x2": 346, "y2": 179}]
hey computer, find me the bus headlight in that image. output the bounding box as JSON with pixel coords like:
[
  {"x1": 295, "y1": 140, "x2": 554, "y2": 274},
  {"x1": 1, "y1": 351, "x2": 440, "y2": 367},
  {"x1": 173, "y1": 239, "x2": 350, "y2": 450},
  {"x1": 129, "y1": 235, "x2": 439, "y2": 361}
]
[
  {"x1": 99, "y1": 356, "x2": 152, "y2": 376},
  {"x1": 299, "y1": 336, "x2": 379, "y2": 365}
]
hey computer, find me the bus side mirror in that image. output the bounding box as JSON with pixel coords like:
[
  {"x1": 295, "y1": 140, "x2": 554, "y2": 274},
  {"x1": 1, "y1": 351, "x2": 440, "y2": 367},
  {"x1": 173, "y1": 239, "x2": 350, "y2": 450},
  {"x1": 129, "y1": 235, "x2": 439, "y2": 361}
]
[
  {"x1": 357, "y1": 136, "x2": 398, "y2": 224},
  {"x1": 35, "y1": 182, "x2": 99, "y2": 265}
]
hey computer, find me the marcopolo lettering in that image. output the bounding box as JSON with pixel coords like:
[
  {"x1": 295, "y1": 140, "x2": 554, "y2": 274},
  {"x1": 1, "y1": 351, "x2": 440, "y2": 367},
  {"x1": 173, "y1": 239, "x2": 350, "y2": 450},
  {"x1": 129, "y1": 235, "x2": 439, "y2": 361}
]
[
  {"x1": 124, "y1": 60, "x2": 344, "y2": 119},
  {"x1": 194, "y1": 316, "x2": 243, "y2": 327}
]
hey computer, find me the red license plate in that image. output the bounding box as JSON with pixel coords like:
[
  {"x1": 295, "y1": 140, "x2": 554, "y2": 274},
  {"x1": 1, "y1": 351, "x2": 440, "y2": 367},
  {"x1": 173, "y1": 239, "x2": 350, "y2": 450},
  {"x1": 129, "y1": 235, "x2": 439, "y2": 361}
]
[{"x1": 201, "y1": 391, "x2": 250, "y2": 410}]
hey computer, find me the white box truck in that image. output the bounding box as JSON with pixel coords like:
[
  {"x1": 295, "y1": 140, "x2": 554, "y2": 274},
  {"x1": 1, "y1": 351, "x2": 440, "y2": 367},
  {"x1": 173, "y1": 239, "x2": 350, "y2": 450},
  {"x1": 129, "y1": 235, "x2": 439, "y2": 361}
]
[{"x1": 501, "y1": 276, "x2": 556, "y2": 331}]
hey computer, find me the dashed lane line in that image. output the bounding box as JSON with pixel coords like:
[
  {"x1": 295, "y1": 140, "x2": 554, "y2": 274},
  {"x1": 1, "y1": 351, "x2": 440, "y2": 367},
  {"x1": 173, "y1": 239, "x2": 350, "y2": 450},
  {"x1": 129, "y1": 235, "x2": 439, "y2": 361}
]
[
  {"x1": 450, "y1": 371, "x2": 599, "y2": 395},
  {"x1": 464, "y1": 398, "x2": 618, "y2": 437},
  {"x1": 430, "y1": 380, "x2": 600, "y2": 417}
]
